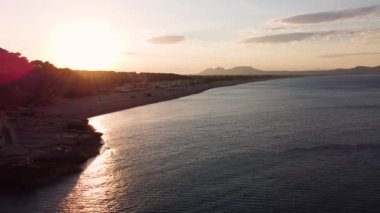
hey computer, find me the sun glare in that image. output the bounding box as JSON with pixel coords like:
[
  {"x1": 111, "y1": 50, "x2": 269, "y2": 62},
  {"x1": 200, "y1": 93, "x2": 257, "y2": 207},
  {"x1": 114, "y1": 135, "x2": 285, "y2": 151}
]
[{"x1": 52, "y1": 21, "x2": 120, "y2": 70}]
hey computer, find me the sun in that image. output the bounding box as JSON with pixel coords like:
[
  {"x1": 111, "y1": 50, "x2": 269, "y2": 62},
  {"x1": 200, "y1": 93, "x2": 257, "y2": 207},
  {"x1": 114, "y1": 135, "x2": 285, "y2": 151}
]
[{"x1": 52, "y1": 21, "x2": 120, "y2": 70}]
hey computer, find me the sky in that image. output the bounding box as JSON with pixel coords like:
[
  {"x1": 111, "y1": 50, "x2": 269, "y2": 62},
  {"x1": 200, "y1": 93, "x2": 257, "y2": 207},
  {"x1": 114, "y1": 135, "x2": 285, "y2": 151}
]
[{"x1": 1, "y1": 0, "x2": 380, "y2": 73}]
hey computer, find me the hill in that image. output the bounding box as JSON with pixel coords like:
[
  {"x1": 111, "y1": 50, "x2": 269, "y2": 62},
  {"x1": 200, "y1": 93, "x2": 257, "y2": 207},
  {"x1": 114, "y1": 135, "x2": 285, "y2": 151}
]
[{"x1": 199, "y1": 66, "x2": 380, "y2": 76}]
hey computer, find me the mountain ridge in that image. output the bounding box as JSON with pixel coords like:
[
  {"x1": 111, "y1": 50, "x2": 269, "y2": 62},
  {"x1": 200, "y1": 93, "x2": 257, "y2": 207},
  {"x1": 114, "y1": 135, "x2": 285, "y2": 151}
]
[{"x1": 199, "y1": 66, "x2": 380, "y2": 76}]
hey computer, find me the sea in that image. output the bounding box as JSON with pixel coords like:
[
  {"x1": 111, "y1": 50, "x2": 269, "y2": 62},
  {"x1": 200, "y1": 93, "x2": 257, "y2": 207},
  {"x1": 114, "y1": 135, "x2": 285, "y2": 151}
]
[{"x1": 2, "y1": 75, "x2": 380, "y2": 212}]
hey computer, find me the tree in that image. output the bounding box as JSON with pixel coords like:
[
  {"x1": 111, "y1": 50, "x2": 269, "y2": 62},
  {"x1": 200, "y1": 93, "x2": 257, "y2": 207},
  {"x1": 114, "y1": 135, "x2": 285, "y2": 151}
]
[{"x1": 0, "y1": 48, "x2": 32, "y2": 86}]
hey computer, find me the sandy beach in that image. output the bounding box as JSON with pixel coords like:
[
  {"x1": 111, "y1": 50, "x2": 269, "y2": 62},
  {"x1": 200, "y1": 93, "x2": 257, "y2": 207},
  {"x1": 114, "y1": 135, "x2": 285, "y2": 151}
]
[{"x1": 46, "y1": 77, "x2": 282, "y2": 119}]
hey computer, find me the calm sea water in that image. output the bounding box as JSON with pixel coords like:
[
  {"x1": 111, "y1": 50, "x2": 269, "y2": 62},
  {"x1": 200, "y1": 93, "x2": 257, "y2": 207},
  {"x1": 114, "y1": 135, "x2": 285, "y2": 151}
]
[{"x1": 2, "y1": 75, "x2": 380, "y2": 212}]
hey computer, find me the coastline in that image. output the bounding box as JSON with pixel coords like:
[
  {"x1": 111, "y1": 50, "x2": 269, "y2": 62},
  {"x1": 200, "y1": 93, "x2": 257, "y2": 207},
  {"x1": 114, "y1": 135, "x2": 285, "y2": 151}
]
[
  {"x1": 0, "y1": 76, "x2": 288, "y2": 188},
  {"x1": 45, "y1": 76, "x2": 287, "y2": 119},
  {"x1": 0, "y1": 114, "x2": 103, "y2": 188}
]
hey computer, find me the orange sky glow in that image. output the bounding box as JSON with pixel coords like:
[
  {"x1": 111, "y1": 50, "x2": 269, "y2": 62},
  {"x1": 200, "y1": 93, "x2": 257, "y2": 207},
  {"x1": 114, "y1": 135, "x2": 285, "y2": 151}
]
[{"x1": 1, "y1": 0, "x2": 380, "y2": 73}]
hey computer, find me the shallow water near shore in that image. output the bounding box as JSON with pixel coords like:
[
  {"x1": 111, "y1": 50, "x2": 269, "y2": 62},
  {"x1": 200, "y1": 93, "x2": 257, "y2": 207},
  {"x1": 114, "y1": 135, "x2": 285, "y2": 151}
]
[{"x1": 2, "y1": 75, "x2": 380, "y2": 212}]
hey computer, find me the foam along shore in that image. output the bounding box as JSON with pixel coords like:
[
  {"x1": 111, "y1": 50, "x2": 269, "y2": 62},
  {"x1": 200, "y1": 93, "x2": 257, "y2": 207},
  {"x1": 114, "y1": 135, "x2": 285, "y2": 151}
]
[{"x1": 0, "y1": 76, "x2": 287, "y2": 188}]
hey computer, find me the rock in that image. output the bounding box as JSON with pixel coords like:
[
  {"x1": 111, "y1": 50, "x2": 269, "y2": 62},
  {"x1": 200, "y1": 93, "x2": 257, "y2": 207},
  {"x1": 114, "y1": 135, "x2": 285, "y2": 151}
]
[{"x1": 0, "y1": 112, "x2": 103, "y2": 189}]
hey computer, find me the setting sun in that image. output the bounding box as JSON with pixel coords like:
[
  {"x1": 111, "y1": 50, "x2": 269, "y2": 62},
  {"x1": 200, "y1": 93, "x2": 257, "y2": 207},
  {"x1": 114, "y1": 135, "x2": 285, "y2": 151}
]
[{"x1": 52, "y1": 21, "x2": 120, "y2": 70}]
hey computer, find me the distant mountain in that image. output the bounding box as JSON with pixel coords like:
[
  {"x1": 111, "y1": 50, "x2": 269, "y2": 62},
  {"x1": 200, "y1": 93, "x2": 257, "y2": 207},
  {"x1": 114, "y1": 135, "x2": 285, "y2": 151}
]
[
  {"x1": 200, "y1": 66, "x2": 263, "y2": 76},
  {"x1": 295, "y1": 66, "x2": 380, "y2": 76},
  {"x1": 199, "y1": 66, "x2": 380, "y2": 76}
]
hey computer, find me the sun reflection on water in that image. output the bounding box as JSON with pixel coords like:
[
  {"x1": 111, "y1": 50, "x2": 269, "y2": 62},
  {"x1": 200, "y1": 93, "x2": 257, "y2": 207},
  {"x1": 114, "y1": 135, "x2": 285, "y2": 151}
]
[
  {"x1": 89, "y1": 116, "x2": 109, "y2": 140},
  {"x1": 58, "y1": 117, "x2": 124, "y2": 212},
  {"x1": 59, "y1": 149, "x2": 123, "y2": 212}
]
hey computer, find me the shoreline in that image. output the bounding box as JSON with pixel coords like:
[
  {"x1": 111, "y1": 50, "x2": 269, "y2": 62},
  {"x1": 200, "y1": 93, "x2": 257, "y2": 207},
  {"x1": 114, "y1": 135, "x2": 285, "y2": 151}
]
[
  {"x1": 0, "y1": 76, "x2": 289, "y2": 188},
  {"x1": 46, "y1": 76, "x2": 288, "y2": 119}
]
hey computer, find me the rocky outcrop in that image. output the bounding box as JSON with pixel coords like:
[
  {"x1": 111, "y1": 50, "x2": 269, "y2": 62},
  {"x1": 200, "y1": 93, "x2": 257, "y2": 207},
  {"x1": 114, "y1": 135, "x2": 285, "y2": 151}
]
[{"x1": 0, "y1": 111, "x2": 103, "y2": 188}]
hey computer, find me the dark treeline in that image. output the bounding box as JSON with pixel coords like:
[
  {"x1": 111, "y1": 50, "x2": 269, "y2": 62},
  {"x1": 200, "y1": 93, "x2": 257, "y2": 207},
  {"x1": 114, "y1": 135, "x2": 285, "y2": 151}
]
[
  {"x1": 0, "y1": 48, "x2": 186, "y2": 109},
  {"x1": 141, "y1": 73, "x2": 191, "y2": 82},
  {"x1": 0, "y1": 48, "x2": 261, "y2": 110}
]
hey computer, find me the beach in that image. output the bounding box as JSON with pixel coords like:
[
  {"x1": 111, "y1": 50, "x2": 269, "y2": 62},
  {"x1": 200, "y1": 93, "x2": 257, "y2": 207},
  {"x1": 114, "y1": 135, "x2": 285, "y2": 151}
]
[{"x1": 45, "y1": 77, "x2": 282, "y2": 119}]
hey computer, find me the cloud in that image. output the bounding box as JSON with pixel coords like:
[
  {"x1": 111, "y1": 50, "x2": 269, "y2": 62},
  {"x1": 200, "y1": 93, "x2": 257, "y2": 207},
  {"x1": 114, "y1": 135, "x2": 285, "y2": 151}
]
[
  {"x1": 318, "y1": 52, "x2": 380, "y2": 58},
  {"x1": 240, "y1": 30, "x2": 356, "y2": 44},
  {"x1": 147, "y1": 35, "x2": 186, "y2": 44},
  {"x1": 267, "y1": 26, "x2": 292, "y2": 31},
  {"x1": 281, "y1": 5, "x2": 380, "y2": 24},
  {"x1": 241, "y1": 32, "x2": 317, "y2": 43},
  {"x1": 357, "y1": 28, "x2": 380, "y2": 43}
]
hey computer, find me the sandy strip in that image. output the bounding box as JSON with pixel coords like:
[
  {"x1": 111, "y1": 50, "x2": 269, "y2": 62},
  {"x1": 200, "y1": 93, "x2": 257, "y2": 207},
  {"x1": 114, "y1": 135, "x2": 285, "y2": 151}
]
[{"x1": 45, "y1": 78, "x2": 283, "y2": 119}]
